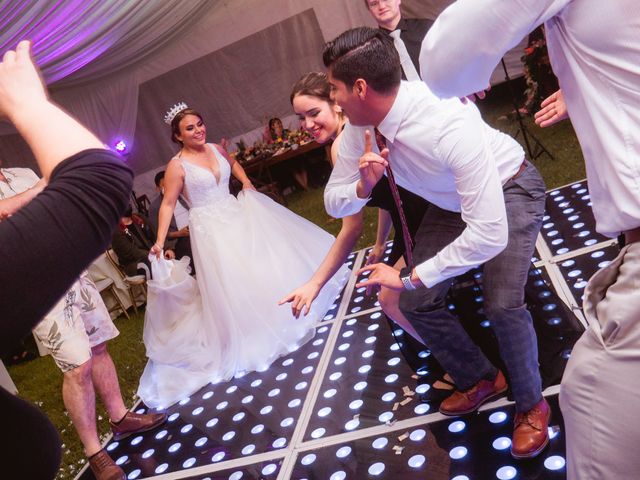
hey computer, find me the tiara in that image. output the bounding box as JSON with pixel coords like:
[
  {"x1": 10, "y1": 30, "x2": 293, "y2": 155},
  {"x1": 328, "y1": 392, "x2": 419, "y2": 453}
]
[{"x1": 164, "y1": 102, "x2": 188, "y2": 125}]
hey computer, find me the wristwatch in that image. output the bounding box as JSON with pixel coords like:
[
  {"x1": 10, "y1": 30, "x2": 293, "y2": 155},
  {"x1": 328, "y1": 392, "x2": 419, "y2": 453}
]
[{"x1": 399, "y1": 267, "x2": 417, "y2": 291}]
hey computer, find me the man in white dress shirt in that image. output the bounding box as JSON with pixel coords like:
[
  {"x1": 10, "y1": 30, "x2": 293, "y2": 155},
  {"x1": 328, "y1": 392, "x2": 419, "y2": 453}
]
[
  {"x1": 420, "y1": 2, "x2": 640, "y2": 477},
  {"x1": 323, "y1": 27, "x2": 550, "y2": 458}
]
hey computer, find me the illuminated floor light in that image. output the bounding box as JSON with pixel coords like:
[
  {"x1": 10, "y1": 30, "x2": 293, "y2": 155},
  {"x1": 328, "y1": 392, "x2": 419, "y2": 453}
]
[
  {"x1": 349, "y1": 399, "x2": 363, "y2": 410},
  {"x1": 489, "y1": 411, "x2": 508, "y2": 424},
  {"x1": 336, "y1": 446, "x2": 352, "y2": 458},
  {"x1": 415, "y1": 384, "x2": 429, "y2": 394},
  {"x1": 372, "y1": 437, "x2": 388, "y2": 449},
  {"x1": 378, "y1": 411, "x2": 394, "y2": 423},
  {"x1": 272, "y1": 437, "x2": 287, "y2": 448},
  {"x1": 168, "y1": 442, "x2": 181, "y2": 453},
  {"x1": 334, "y1": 357, "x2": 347, "y2": 365},
  {"x1": 142, "y1": 448, "x2": 154, "y2": 458},
  {"x1": 492, "y1": 437, "x2": 511, "y2": 450},
  {"x1": 358, "y1": 365, "x2": 372, "y2": 374},
  {"x1": 414, "y1": 403, "x2": 430, "y2": 415},
  {"x1": 211, "y1": 451, "x2": 225, "y2": 462},
  {"x1": 289, "y1": 398, "x2": 302, "y2": 408},
  {"x1": 229, "y1": 472, "x2": 243, "y2": 480},
  {"x1": 180, "y1": 424, "x2": 193, "y2": 434},
  {"x1": 496, "y1": 466, "x2": 517, "y2": 479},
  {"x1": 182, "y1": 457, "x2": 196, "y2": 468},
  {"x1": 330, "y1": 471, "x2": 346, "y2": 480},
  {"x1": 260, "y1": 405, "x2": 273, "y2": 415},
  {"x1": 449, "y1": 446, "x2": 468, "y2": 459},
  {"x1": 168, "y1": 412, "x2": 180, "y2": 422},
  {"x1": 384, "y1": 373, "x2": 398, "y2": 383},
  {"x1": 301, "y1": 453, "x2": 316, "y2": 465},
  {"x1": 368, "y1": 462, "x2": 385, "y2": 475},
  {"x1": 116, "y1": 455, "x2": 128, "y2": 465},
  {"x1": 155, "y1": 463, "x2": 168, "y2": 474},
  {"x1": 206, "y1": 418, "x2": 218, "y2": 428},
  {"x1": 194, "y1": 437, "x2": 207, "y2": 448},
  {"x1": 251, "y1": 424, "x2": 264, "y2": 434},
  {"x1": 345, "y1": 418, "x2": 360, "y2": 430},
  {"x1": 354, "y1": 381, "x2": 367, "y2": 391},
  {"x1": 232, "y1": 412, "x2": 245, "y2": 422},
  {"x1": 409, "y1": 429, "x2": 426, "y2": 441},
  {"x1": 318, "y1": 407, "x2": 332, "y2": 417},
  {"x1": 408, "y1": 454, "x2": 426, "y2": 468},
  {"x1": 311, "y1": 427, "x2": 326, "y2": 439},
  {"x1": 130, "y1": 436, "x2": 143, "y2": 446},
  {"x1": 242, "y1": 395, "x2": 253, "y2": 404},
  {"x1": 107, "y1": 442, "x2": 119, "y2": 451},
  {"x1": 544, "y1": 455, "x2": 566, "y2": 470},
  {"x1": 448, "y1": 421, "x2": 466, "y2": 433},
  {"x1": 222, "y1": 431, "x2": 236, "y2": 441},
  {"x1": 387, "y1": 357, "x2": 401, "y2": 366},
  {"x1": 381, "y1": 391, "x2": 396, "y2": 402},
  {"x1": 128, "y1": 469, "x2": 141, "y2": 479}
]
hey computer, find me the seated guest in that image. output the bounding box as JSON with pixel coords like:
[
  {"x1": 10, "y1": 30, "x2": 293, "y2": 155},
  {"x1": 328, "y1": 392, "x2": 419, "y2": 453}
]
[
  {"x1": 268, "y1": 116, "x2": 309, "y2": 191},
  {"x1": 111, "y1": 205, "x2": 174, "y2": 276},
  {"x1": 149, "y1": 170, "x2": 194, "y2": 273}
]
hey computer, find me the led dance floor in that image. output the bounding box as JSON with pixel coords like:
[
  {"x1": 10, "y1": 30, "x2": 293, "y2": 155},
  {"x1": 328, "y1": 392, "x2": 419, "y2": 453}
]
[{"x1": 76, "y1": 180, "x2": 618, "y2": 480}]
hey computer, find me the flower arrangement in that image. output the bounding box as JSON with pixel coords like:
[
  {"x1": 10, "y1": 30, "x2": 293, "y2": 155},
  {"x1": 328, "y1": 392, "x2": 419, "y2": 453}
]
[{"x1": 232, "y1": 128, "x2": 313, "y2": 163}]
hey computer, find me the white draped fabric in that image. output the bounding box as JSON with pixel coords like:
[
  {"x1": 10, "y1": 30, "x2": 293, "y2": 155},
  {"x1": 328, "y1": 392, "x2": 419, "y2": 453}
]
[{"x1": 0, "y1": 0, "x2": 525, "y2": 197}]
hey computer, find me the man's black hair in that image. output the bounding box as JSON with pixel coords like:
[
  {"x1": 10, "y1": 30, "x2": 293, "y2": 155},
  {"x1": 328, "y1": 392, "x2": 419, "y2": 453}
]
[{"x1": 322, "y1": 27, "x2": 401, "y2": 94}]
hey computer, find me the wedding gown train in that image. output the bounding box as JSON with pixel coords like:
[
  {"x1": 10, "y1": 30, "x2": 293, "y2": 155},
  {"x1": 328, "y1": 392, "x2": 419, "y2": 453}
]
[{"x1": 138, "y1": 145, "x2": 349, "y2": 408}]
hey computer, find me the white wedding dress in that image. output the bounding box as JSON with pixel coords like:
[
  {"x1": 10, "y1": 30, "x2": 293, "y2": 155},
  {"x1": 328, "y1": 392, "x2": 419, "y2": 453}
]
[{"x1": 137, "y1": 144, "x2": 349, "y2": 408}]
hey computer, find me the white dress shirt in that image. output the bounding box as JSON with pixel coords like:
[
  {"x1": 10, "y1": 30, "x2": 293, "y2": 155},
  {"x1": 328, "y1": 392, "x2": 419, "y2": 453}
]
[
  {"x1": 420, "y1": 0, "x2": 640, "y2": 237},
  {"x1": 0, "y1": 167, "x2": 40, "y2": 198},
  {"x1": 325, "y1": 81, "x2": 525, "y2": 287}
]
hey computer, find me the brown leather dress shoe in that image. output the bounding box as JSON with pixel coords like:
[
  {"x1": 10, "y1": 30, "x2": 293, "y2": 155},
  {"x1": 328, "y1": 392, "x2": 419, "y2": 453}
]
[
  {"x1": 88, "y1": 449, "x2": 126, "y2": 480},
  {"x1": 110, "y1": 411, "x2": 167, "y2": 441},
  {"x1": 511, "y1": 397, "x2": 551, "y2": 459},
  {"x1": 439, "y1": 370, "x2": 508, "y2": 416}
]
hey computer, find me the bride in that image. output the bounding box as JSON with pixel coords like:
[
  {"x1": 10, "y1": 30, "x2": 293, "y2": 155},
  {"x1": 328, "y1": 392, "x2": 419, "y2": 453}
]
[{"x1": 137, "y1": 103, "x2": 349, "y2": 408}]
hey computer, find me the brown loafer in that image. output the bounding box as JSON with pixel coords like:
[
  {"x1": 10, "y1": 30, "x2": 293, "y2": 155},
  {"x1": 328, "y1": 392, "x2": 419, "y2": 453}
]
[
  {"x1": 439, "y1": 370, "x2": 508, "y2": 416},
  {"x1": 110, "y1": 410, "x2": 167, "y2": 441},
  {"x1": 88, "y1": 449, "x2": 126, "y2": 480},
  {"x1": 511, "y1": 397, "x2": 551, "y2": 459}
]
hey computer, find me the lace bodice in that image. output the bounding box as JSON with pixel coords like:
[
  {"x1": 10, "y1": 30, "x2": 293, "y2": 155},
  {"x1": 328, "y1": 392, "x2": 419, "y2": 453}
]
[{"x1": 181, "y1": 144, "x2": 231, "y2": 208}]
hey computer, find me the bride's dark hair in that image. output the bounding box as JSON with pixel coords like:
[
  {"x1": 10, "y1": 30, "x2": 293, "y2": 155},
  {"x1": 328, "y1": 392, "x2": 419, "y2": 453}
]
[
  {"x1": 170, "y1": 108, "x2": 204, "y2": 145},
  {"x1": 290, "y1": 72, "x2": 336, "y2": 107}
]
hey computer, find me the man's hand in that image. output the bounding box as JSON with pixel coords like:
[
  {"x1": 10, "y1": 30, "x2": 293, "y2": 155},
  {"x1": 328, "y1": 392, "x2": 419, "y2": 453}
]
[
  {"x1": 164, "y1": 249, "x2": 175, "y2": 260},
  {"x1": 355, "y1": 262, "x2": 404, "y2": 292},
  {"x1": 278, "y1": 281, "x2": 321, "y2": 318},
  {"x1": 176, "y1": 226, "x2": 190, "y2": 237},
  {"x1": 356, "y1": 129, "x2": 387, "y2": 199},
  {"x1": 534, "y1": 89, "x2": 568, "y2": 127}
]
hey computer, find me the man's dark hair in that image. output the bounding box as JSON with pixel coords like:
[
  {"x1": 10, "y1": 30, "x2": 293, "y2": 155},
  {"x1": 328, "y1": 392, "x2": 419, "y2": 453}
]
[
  {"x1": 323, "y1": 27, "x2": 401, "y2": 94},
  {"x1": 154, "y1": 170, "x2": 165, "y2": 187}
]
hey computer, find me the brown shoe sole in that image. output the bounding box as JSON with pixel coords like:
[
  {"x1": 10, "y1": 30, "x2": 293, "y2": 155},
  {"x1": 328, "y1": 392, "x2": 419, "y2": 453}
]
[
  {"x1": 112, "y1": 416, "x2": 167, "y2": 441},
  {"x1": 439, "y1": 385, "x2": 508, "y2": 416}
]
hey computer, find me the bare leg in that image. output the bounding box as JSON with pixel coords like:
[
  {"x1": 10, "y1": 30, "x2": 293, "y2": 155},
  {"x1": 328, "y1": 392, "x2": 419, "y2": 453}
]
[
  {"x1": 293, "y1": 168, "x2": 309, "y2": 191},
  {"x1": 62, "y1": 359, "x2": 102, "y2": 456},
  {"x1": 379, "y1": 257, "x2": 425, "y2": 343},
  {"x1": 90, "y1": 343, "x2": 128, "y2": 424}
]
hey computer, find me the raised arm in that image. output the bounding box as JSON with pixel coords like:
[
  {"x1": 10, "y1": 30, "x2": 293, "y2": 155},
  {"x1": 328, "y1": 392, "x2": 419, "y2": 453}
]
[
  {"x1": 0, "y1": 41, "x2": 105, "y2": 178},
  {"x1": 420, "y1": 0, "x2": 569, "y2": 98}
]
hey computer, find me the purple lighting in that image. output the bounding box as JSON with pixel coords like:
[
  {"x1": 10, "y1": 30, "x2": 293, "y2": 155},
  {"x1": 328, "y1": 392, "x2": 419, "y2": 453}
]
[{"x1": 114, "y1": 140, "x2": 127, "y2": 154}]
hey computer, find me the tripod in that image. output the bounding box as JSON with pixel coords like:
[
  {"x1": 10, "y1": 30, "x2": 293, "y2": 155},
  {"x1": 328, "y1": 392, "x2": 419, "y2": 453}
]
[{"x1": 500, "y1": 58, "x2": 554, "y2": 161}]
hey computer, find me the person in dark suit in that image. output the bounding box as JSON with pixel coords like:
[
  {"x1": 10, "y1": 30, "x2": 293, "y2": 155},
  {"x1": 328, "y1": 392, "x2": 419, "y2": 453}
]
[
  {"x1": 149, "y1": 170, "x2": 194, "y2": 273},
  {"x1": 112, "y1": 205, "x2": 174, "y2": 276},
  {"x1": 364, "y1": 0, "x2": 433, "y2": 81}
]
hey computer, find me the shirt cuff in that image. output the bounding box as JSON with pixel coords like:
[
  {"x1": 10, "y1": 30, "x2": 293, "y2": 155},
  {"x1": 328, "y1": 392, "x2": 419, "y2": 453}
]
[
  {"x1": 414, "y1": 259, "x2": 443, "y2": 289},
  {"x1": 340, "y1": 180, "x2": 370, "y2": 215}
]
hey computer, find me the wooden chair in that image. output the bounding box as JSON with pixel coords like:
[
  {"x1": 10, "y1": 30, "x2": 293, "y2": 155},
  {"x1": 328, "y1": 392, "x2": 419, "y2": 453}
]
[
  {"x1": 94, "y1": 277, "x2": 131, "y2": 320},
  {"x1": 105, "y1": 249, "x2": 147, "y2": 314}
]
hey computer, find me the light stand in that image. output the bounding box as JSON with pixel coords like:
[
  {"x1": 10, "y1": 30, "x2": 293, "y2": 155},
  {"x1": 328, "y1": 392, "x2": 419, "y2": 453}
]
[{"x1": 500, "y1": 58, "x2": 555, "y2": 161}]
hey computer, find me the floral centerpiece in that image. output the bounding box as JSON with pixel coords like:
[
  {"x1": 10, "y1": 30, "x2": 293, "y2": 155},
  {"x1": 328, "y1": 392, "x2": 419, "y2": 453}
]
[{"x1": 232, "y1": 128, "x2": 313, "y2": 163}]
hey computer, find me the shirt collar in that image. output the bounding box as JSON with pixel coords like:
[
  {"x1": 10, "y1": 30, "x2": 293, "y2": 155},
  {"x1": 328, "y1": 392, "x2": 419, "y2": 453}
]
[
  {"x1": 376, "y1": 81, "x2": 410, "y2": 143},
  {"x1": 380, "y1": 17, "x2": 407, "y2": 34}
]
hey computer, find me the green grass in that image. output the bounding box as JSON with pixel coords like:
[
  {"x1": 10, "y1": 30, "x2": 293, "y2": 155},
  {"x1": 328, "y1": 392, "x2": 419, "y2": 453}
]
[{"x1": 7, "y1": 96, "x2": 587, "y2": 479}]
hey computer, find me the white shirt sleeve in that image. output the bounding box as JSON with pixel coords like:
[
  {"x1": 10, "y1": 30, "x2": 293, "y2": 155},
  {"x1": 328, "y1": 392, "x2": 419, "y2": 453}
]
[
  {"x1": 420, "y1": 0, "x2": 570, "y2": 98},
  {"x1": 324, "y1": 124, "x2": 372, "y2": 218},
  {"x1": 414, "y1": 110, "x2": 509, "y2": 287}
]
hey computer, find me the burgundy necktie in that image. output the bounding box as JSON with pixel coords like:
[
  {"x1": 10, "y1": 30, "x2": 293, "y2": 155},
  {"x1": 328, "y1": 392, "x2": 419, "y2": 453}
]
[{"x1": 374, "y1": 128, "x2": 414, "y2": 268}]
